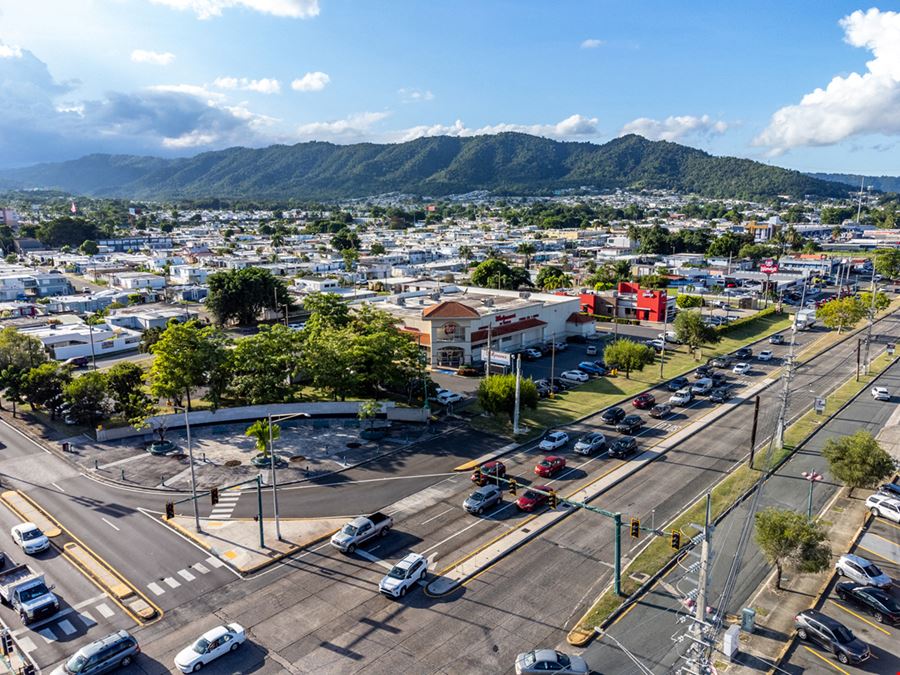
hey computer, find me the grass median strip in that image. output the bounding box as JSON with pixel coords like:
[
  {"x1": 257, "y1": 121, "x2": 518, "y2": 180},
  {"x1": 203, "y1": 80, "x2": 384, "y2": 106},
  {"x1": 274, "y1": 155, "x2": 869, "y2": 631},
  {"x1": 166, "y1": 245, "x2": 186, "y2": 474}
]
[{"x1": 568, "y1": 350, "x2": 896, "y2": 641}]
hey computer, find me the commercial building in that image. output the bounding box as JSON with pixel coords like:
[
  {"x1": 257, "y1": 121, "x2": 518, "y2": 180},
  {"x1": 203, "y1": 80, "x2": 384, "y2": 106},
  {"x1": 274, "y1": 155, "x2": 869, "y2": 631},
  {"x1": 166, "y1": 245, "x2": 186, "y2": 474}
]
[
  {"x1": 21, "y1": 321, "x2": 142, "y2": 361},
  {"x1": 579, "y1": 282, "x2": 675, "y2": 323},
  {"x1": 777, "y1": 255, "x2": 838, "y2": 277}
]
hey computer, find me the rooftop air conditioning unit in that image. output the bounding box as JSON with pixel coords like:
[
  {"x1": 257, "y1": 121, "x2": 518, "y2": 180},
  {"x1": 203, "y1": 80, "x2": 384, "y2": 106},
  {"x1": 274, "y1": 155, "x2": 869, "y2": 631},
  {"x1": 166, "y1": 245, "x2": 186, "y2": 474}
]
[
  {"x1": 482, "y1": 298, "x2": 494, "y2": 307},
  {"x1": 519, "y1": 291, "x2": 531, "y2": 299}
]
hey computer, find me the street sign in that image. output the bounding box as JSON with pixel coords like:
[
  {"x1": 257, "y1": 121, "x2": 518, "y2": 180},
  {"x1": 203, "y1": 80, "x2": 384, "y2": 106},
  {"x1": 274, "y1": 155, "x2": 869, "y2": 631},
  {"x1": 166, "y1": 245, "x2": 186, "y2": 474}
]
[
  {"x1": 813, "y1": 398, "x2": 826, "y2": 415},
  {"x1": 479, "y1": 348, "x2": 512, "y2": 366},
  {"x1": 760, "y1": 259, "x2": 779, "y2": 275}
]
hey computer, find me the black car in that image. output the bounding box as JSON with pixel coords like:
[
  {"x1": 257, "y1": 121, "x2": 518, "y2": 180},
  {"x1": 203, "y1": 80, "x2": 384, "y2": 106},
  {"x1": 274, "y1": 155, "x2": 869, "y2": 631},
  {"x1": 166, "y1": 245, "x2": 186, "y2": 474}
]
[
  {"x1": 608, "y1": 436, "x2": 638, "y2": 458},
  {"x1": 769, "y1": 334, "x2": 785, "y2": 345},
  {"x1": 695, "y1": 366, "x2": 714, "y2": 379},
  {"x1": 710, "y1": 387, "x2": 733, "y2": 403},
  {"x1": 707, "y1": 356, "x2": 732, "y2": 368},
  {"x1": 550, "y1": 377, "x2": 570, "y2": 390},
  {"x1": 667, "y1": 376, "x2": 690, "y2": 392},
  {"x1": 600, "y1": 406, "x2": 627, "y2": 425},
  {"x1": 593, "y1": 360, "x2": 608, "y2": 370},
  {"x1": 734, "y1": 346, "x2": 753, "y2": 359},
  {"x1": 616, "y1": 414, "x2": 644, "y2": 435},
  {"x1": 710, "y1": 371, "x2": 728, "y2": 385},
  {"x1": 836, "y1": 582, "x2": 900, "y2": 625},
  {"x1": 794, "y1": 609, "x2": 870, "y2": 665}
]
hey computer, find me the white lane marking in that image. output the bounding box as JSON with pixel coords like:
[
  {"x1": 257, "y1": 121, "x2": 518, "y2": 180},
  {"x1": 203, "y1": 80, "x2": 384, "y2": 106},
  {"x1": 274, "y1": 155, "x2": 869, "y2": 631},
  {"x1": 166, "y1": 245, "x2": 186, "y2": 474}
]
[
  {"x1": 17, "y1": 636, "x2": 36, "y2": 653},
  {"x1": 72, "y1": 594, "x2": 107, "y2": 610},
  {"x1": 96, "y1": 603, "x2": 114, "y2": 618},
  {"x1": 177, "y1": 569, "x2": 196, "y2": 581},
  {"x1": 355, "y1": 549, "x2": 394, "y2": 571},
  {"x1": 58, "y1": 619, "x2": 76, "y2": 636},
  {"x1": 147, "y1": 583, "x2": 165, "y2": 596},
  {"x1": 218, "y1": 493, "x2": 241, "y2": 501},
  {"x1": 209, "y1": 509, "x2": 233, "y2": 517},
  {"x1": 420, "y1": 507, "x2": 454, "y2": 526},
  {"x1": 206, "y1": 556, "x2": 225, "y2": 568},
  {"x1": 51, "y1": 482, "x2": 65, "y2": 493},
  {"x1": 162, "y1": 577, "x2": 181, "y2": 589},
  {"x1": 79, "y1": 611, "x2": 96, "y2": 627},
  {"x1": 38, "y1": 628, "x2": 55, "y2": 643},
  {"x1": 193, "y1": 562, "x2": 210, "y2": 574},
  {"x1": 101, "y1": 517, "x2": 120, "y2": 531}
]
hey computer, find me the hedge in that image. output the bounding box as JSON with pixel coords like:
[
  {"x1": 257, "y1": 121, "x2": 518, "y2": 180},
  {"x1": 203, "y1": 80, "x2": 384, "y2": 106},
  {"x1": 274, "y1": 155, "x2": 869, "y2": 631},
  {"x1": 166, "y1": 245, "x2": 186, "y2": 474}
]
[{"x1": 716, "y1": 306, "x2": 777, "y2": 335}]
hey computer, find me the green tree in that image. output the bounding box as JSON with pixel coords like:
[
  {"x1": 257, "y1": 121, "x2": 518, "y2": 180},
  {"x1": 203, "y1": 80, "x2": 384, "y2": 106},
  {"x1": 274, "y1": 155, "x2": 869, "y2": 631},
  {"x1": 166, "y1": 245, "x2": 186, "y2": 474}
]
[
  {"x1": 206, "y1": 266, "x2": 294, "y2": 325},
  {"x1": 754, "y1": 507, "x2": 831, "y2": 589},
  {"x1": 341, "y1": 247, "x2": 359, "y2": 272},
  {"x1": 0, "y1": 327, "x2": 48, "y2": 414},
  {"x1": 823, "y1": 430, "x2": 894, "y2": 498},
  {"x1": 476, "y1": 374, "x2": 538, "y2": 420},
  {"x1": 676, "y1": 294, "x2": 703, "y2": 309},
  {"x1": 535, "y1": 265, "x2": 572, "y2": 291},
  {"x1": 816, "y1": 296, "x2": 866, "y2": 333},
  {"x1": 22, "y1": 362, "x2": 71, "y2": 417},
  {"x1": 228, "y1": 324, "x2": 302, "y2": 404},
  {"x1": 673, "y1": 310, "x2": 720, "y2": 355},
  {"x1": 36, "y1": 217, "x2": 100, "y2": 248},
  {"x1": 245, "y1": 418, "x2": 280, "y2": 459},
  {"x1": 331, "y1": 228, "x2": 360, "y2": 251},
  {"x1": 706, "y1": 232, "x2": 751, "y2": 258},
  {"x1": 105, "y1": 362, "x2": 145, "y2": 413},
  {"x1": 357, "y1": 400, "x2": 380, "y2": 431},
  {"x1": 303, "y1": 293, "x2": 351, "y2": 330},
  {"x1": 63, "y1": 371, "x2": 110, "y2": 426},
  {"x1": 139, "y1": 326, "x2": 165, "y2": 354},
  {"x1": 369, "y1": 242, "x2": 386, "y2": 255},
  {"x1": 148, "y1": 320, "x2": 231, "y2": 411},
  {"x1": 469, "y1": 258, "x2": 531, "y2": 290},
  {"x1": 874, "y1": 248, "x2": 900, "y2": 280},
  {"x1": 602, "y1": 339, "x2": 656, "y2": 379},
  {"x1": 858, "y1": 290, "x2": 890, "y2": 315},
  {"x1": 516, "y1": 242, "x2": 536, "y2": 269},
  {"x1": 79, "y1": 239, "x2": 99, "y2": 255}
]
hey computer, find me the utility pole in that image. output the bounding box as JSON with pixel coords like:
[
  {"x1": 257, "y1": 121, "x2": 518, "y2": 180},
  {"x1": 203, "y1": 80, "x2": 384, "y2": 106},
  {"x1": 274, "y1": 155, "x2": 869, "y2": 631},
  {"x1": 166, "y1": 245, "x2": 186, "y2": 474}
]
[
  {"x1": 694, "y1": 494, "x2": 712, "y2": 625},
  {"x1": 659, "y1": 303, "x2": 669, "y2": 378},
  {"x1": 749, "y1": 395, "x2": 760, "y2": 468},
  {"x1": 549, "y1": 337, "x2": 556, "y2": 396},
  {"x1": 485, "y1": 322, "x2": 493, "y2": 378},
  {"x1": 773, "y1": 282, "x2": 806, "y2": 450},
  {"x1": 861, "y1": 266, "x2": 878, "y2": 375},
  {"x1": 512, "y1": 354, "x2": 522, "y2": 434}
]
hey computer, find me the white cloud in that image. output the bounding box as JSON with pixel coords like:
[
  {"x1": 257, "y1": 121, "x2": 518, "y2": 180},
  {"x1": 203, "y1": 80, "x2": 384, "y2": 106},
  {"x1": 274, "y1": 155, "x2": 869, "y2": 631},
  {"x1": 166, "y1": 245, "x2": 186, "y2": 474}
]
[
  {"x1": 296, "y1": 111, "x2": 390, "y2": 139},
  {"x1": 291, "y1": 71, "x2": 330, "y2": 92},
  {"x1": 755, "y1": 9, "x2": 900, "y2": 153},
  {"x1": 150, "y1": 83, "x2": 225, "y2": 102},
  {"x1": 619, "y1": 114, "x2": 728, "y2": 141},
  {"x1": 580, "y1": 38, "x2": 604, "y2": 49},
  {"x1": 398, "y1": 87, "x2": 435, "y2": 103},
  {"x1": 213, "y1": 76, "x2": 281, "y2": 94},
  {"x1": 0, "y1": 44, "x2": 23, "y2": 59},
  {"x1": 130, "y1": 49, "x2": 176, "y2": 66},
  {"x1": 394, "y1": 113, "x2": 600, "y2": 142},
  {"x1": 149, "y1": 0, "x2": 320, "y2": 20}
]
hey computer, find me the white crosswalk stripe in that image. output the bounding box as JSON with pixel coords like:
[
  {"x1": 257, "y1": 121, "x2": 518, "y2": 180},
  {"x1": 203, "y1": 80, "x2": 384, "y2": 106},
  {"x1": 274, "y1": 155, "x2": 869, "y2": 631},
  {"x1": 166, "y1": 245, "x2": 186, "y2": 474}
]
[
  {"x1": 79, "y1": 610, "x2": 97, "y2": 627},
  {"x1": 147, "y1": 582, "x2": 165, "y2": 596},
  {"x1": 163, "y1": 577, "x2": 181, "y2": 589},
  {"x1": 206, "y1": 555, "x2": 224, "y2": 568},
  {"x1": 58, "y1": 619, "x2": 77, "y2": 636},
  {"x1": 96, "y1": 603, "x2": 114, "y2": 618},
  {"x1": 17, "y1": 637, "x2": 36, "y2": 653},
  {"x1": 37, "y1": 628, "x2": 55, "y2": 644},
  {"x1": 193, "y1": 562, "x2": 210, "y2": 574},
  {"x1": 208, "y1": 489, "x2": 242, "y2": 519},
  {"x1": 177, "y1": 569, "x2": 196, "y2": 581}
]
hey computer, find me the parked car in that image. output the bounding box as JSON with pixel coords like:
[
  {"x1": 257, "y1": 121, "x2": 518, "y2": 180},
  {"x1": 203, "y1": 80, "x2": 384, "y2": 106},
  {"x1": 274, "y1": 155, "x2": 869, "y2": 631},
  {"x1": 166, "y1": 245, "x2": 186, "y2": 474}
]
[
  {"x1": 769, "y1": 333, "x2": 785, "y2": 345},
  {"x1": 707, "y1": 356, "x2": 732, "y2": 368},
  {"x1": 174, "y1": 624, "x2": 246, "y2": 673},
  {"x1": 691, "y1": 378, "x2": 714, "y2": 395},
  {"x1": 865, "y1": 493, "x2": 900, "y2": 522},
  {"x1": 550, "y1": 377, "x2": 570, "y2": 390},
  {"x1": 616, "y1": 414, "x2": 644, "y2": 435},
  {"x1": 649, "y1": 403, "x2": 672, "y2": 418},
  {"x1": 660, "y1": 331, "x2": 680, "y2": 343},
  {"x1": 793, "y1": 609, "x2": 870, "y2": 665},
  {"x1": 667, "y1": 376, "x2": 690, "y2": 392},
  {"x1": 734, "y1": 347, "x2": 753, "y2": 359},
  {"x1": 757, "y1": 350, "x2": 774, "y2": 361},
  {"x1": 574, "y1": 432, "x2": 607, "y2": 455},
  {"x1": 877, "y1": 482, "x2": 900, "y2": 499},
  {"x1": 553, "y1": 341, "x2": 568, "y2": 352},
  {"x1": 435, "y1": 390, "x2": 463, "y2": 405},
  {"x1": 585, "y1": 345, "x2": 598, "y2": 356},
  {"x1": 539, "y1": 431, "x2": 569, "y2": 452},
  {"x1": 10, "y1": 523, "x2": 50, "y2": 555},
  {"x1": 835, "y1": 553, "x2": 892, "y2": 589},
  {"x1": 732, "y1": 362, "x2": 751, "y2": 375},
  {"x1": 871, "y1": 386, "x2": 890, "y2": 401},
  {"x1": 63, "y1": 356, "x2": 90, "y2": 368},
  {"x1": 524, "y1": 347, "x2": 543, "y2": 360},
  {"x1": 710, "y1": 387, "x2": 733, "y2": 403},
  {"x1": 577, "y1": 361, "x2": 605, "y2": 375},
  {"x1": 54, "y1": 630, "x2": 140, "y2": 675},
  {"x1": 463, "y1": 484, "x2": 503, "y2": 515},
  {"x1": 600, "y1": 406, "x2": 627, "y2": 425},
  {"x1": 535, "y1": 455, "x2": 566, "y2": 478},
  {"x1": 514, "y1": 649, "x2": 589, "y2": 675},
  {"x1": 516, "y1": 486, "x2": 551, "y2": 512},
  {"x1": 669, "y1": 388, "x2": 693, "y2": 406},
  {"x1": 608, "y1": 436, "x2": 638, "y2": 458},
  {"x1": 379, "y1": 553, "x2": 427, "y2": 599},
  {"x1": 835, "y1": 582, "x2": 900, "y2": 625},
  {"x1": 471, "y1": 461, "x2": 506, "y2": 486},
  {"x1": 645, "y1": 339, "x2": 665, "y2": 352},
  {"x1": 631, "y1": 393, "x2": 656, "y2": 409},
  {"x1": 560, "y1": 370, "x2": 588, "y2": 383}
]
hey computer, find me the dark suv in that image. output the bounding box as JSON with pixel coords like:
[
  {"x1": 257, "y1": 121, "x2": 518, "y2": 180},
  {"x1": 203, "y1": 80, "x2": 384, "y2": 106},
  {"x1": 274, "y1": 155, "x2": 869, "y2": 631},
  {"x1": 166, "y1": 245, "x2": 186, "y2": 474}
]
[
  {"x1": 60, "y1": 630, "x2": 140, "y2": 674},
  {"x1": 600, "y1": 406, "x2": 626, "y2": 425},
  {"x1": 608, "y1": 436, "x2": 638, "y2": 458},
  {"x1": 734, "y1": 346, "x2": 753, "y2": 359},
  {"x1": 615, "y1": 414, "x2": 645, "y2": 435},
  {"x1": 794, "y1": 609, "x2": 870, "y2": 665}
]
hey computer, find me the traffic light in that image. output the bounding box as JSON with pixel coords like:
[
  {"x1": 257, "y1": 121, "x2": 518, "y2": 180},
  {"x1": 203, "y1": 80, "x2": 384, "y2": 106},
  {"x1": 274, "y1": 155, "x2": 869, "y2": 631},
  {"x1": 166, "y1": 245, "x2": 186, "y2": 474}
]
[
  {"x1": 210, "y1": 487, "x2": 219, "y2": 506},
  {"x1": 22, "y1": 665, "x2": 35, "y2": 675},
  {"x1": 165, "y1": 502, "x2": 175, "y2": 520},
  {"x1": 548, "y1": 490, "x2": 557, "y2": 509},
  {"x1": 630, "y1": 518, "x2": 640, "y2": 539},
  {"x1": 670, "y1": 530, "x2": 681, "y2": 550},
  {"x1": 508, "y1": 478, "x2": 517, "y2": 496},
  {"x1": 1, "y1": 630, "x2": 13, "y2": 655}
]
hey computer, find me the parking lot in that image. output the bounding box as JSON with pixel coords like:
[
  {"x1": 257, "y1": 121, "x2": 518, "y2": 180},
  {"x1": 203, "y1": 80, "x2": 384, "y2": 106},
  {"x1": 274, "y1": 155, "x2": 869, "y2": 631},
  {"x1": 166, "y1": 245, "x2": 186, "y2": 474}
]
[{"x1": 782, "y1": 511, "x2": 900, "y2": 674}]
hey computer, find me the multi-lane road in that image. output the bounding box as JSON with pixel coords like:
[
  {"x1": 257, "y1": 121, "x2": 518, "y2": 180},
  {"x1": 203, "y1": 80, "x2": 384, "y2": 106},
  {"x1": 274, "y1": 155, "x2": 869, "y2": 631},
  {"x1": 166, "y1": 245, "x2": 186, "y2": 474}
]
[{"x1": 0, "y1": 309, "x2": 895, "y2": 673}]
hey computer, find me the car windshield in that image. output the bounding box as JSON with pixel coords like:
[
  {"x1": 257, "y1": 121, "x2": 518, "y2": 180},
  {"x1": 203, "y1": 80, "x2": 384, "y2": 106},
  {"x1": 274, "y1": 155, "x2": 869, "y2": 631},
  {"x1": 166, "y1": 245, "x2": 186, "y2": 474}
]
[
  {"x1": 540, "y1": 460, "x2": 551, "y2": 467},
  {"x1": 469, "y1": 493, "x2": 484, "y2": 502},
  {"x1": 387, "y1": 566, "x2": 406, "y2": 580},
  {"x1": 193, "y1": 638, "x2": 210, "y2": 654},
  {"x1": 341, "y1": 524, "x2": 358, "y2": 536},
  {"x1": 65, "y1": 654, "x2": 87, "y2": 673},
  {"x1": 833, "y1": 626, "x2": 854, "y2": 643},
  {"x1": 21, "y1": 528, "x2": 43, "y2": 541},
  {"x1": 523, "y1": 491, "x2": 539, "y2": 500},
  {"x1": 556, "y1": 652, "x2": 571, "y2": 667},
  {"x1": 19, "y1": 584, "x2": 49, "y2": 602},
  {"x1": 863, "y1": 564, "x2": 882, "y2": 577},
  {"x1": 522, "y1": 652, "x2": 537, "y2": 666}
]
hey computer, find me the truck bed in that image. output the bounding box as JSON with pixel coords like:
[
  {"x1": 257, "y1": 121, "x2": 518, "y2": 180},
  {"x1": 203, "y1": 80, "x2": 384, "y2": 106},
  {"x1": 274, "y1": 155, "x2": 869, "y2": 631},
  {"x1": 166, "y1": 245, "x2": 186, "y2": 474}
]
[{"x1": 0, "y1": 564, "x2": 34, "y2": 595}]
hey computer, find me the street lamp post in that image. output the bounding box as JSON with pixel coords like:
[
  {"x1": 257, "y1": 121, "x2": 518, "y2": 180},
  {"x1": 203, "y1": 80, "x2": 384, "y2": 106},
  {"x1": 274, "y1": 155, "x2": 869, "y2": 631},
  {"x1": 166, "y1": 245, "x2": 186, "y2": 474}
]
[
  {"x1": 173, "y1": 404, "x2": 200, "y2": 532},
  {"x1": 801, "y1": 469, "x2": 823, "y2": 520},
  {"x1": 267, "y1": 411, "x2": 310, "y2": 541}
]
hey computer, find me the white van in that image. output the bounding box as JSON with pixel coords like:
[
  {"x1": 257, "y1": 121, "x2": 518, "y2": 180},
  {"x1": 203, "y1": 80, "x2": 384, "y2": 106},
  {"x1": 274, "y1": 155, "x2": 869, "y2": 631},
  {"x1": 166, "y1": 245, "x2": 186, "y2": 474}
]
[{"x1": 691, "y1": 378, "x2": 713, "y2": 395}]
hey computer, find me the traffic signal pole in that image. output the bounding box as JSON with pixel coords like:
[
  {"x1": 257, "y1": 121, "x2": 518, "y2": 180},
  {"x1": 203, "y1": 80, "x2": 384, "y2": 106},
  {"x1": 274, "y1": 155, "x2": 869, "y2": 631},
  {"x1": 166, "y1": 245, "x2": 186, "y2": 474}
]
[{"x1": 614, "y1": 513, "x2": 622, "y2": 596}]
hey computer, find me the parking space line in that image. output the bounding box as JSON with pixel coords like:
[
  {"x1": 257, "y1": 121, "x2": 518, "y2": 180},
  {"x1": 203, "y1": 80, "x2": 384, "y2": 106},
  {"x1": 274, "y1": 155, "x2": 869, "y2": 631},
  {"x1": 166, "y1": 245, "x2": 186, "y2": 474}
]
[
  {"x1": 801, "y1": 646, "x2": 850, "y2": 674},
  {"x1": 856, "y1": 544, "x2": 896, "y2": 564},
  {"x1": 828, "y1": 600, "x2": 891, "y2": 635},
  {"x1": 875, "y1": 518, "x2": 900, "y2": 534},
  {"x1": 95, "y1": 603, "x2": 114, "y2": 618},
  {"x1": 866, "y1": 532, "x2": 900, "y2": 548},
  {"x1": 147, "y1": 582, "x2": 165, "y2": 596}
]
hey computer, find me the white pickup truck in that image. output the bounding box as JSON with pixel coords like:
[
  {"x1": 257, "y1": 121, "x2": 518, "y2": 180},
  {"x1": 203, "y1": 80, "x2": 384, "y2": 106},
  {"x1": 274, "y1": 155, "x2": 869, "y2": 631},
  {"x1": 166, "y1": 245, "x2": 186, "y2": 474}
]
[
  {"x1": 0, "y1": 562, "x2": 60, "y2": 624},
  {"x1": 330, "y1": 512, "x2": 393, "y2": 554}
]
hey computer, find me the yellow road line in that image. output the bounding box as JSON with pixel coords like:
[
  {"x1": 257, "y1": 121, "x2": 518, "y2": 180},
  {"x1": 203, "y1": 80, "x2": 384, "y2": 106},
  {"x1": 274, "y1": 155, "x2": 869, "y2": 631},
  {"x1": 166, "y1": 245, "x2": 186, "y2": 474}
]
[
  {"x1": 801, "y1": 646, "x2": 850, "y2": 675},
  {"x1": 856, "y1": 544, "x2": 897, "y2": 564},
  {"x1": 875, "y1": 518, "x2": 900, "y2": 534},
  {"x1": 828, "y1": 599, "x2": 890, "y2": 635},
  {"x1": 866, "y1": 531, "x2": 900, "y2": 549}
]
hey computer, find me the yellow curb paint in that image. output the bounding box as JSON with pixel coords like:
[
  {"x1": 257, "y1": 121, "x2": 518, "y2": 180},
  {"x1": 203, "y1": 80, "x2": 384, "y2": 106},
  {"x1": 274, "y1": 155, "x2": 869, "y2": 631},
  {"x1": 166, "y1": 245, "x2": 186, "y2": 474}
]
[
  {"x1": 827, "y1": 600, "x2": 891, "y2": 636},
  {"x1": 800, "y1": 646, "x2": 850, "y2": 675},
  {"x1": 0, "y1": 490, "x2": 63, "y2": 538}
]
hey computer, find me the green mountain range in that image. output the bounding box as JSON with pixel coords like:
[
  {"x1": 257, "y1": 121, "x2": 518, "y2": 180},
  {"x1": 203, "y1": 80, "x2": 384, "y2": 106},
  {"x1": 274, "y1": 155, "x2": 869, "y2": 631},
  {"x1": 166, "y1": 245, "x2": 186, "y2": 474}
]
[
  {"x1": 808, "y1": 172, "x2": 900, "y2": 194},
  {"x1": 0, "y1": 133, "x2": 854, "y2": 201}
]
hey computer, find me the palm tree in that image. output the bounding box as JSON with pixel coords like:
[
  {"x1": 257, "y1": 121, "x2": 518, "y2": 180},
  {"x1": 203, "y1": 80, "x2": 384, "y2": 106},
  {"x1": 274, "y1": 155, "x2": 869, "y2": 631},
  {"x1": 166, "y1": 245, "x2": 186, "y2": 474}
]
[
  {"x1": 613, "y1": 260, "x2": 632, "y2": 281},
  {"x1": 271, "y1": 233, "x2": 285, "y2": 248},
  {"x1": 245, "y1": 418, "x2": 280, "y2": 462},
  {"x1": 458, "y1": 245, "x2": 473, "y2": 264},
  {"x1": 516, "y1": 242, "x2": 536, "y2": 269}
]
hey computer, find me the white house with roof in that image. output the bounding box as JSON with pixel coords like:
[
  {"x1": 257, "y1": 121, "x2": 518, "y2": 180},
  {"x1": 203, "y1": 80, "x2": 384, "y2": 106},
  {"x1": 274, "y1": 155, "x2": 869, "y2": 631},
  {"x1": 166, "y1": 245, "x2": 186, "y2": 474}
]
[{"x1": 21, "y1": 321, "x2": 142, "y2": 361}]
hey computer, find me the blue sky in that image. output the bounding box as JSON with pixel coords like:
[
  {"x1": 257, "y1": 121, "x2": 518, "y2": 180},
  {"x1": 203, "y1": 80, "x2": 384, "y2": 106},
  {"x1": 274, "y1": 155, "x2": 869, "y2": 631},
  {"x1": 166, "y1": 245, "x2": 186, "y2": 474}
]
[{"x1": 1, "y1": 1, "x2": 898, "y2": 175}]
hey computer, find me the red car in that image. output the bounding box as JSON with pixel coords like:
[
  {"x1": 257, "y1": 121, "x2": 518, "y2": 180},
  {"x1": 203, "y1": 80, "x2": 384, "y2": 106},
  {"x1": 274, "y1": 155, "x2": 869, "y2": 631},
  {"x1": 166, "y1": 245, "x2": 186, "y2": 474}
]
[
  {"x1": 516, "y1": 485, "x2": 551, "y2": 511},
  {"x1": 471, "y1": 460, "x2": 506, "y2": 486},
  {"x1": 534, "y1": 456, "x2": 566, "y2": 478},
  {"x1": 632, "y1": 393, "x2": 656, "y2": 409}
]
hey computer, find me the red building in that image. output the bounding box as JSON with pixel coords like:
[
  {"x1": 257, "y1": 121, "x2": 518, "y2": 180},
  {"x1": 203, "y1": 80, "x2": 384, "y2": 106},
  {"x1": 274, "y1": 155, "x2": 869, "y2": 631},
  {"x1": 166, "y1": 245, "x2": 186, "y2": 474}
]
[{"x1": 580, "y1": 282, "x2": 673, "y2": 323}]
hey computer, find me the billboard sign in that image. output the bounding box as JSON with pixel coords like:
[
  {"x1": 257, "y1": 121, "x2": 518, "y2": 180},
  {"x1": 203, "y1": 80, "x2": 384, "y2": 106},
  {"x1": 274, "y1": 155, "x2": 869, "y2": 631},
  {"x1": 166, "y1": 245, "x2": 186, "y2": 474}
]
[
  {"x1": 480, "y1": 349, "x2": 512, "y2": 366},
  {"x1": 760, "y1": 259, "x2": 779, "y2": 275}
]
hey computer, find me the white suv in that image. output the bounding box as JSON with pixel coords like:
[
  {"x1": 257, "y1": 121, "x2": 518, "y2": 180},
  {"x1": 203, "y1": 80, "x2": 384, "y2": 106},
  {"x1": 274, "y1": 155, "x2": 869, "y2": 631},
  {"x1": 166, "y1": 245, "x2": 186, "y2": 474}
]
[
  {"x1": 835, "y1": 553, "x2": 892, "y2": 589},
  {"x1": 866, "y1": 493, "x2": 900, "y2": 523},
  {"x1": 871, "y1": 386, "x2": 890, "y2": 401},
  {"x1": 379, "y1": 553, "x2": 427, "y2": 598}
]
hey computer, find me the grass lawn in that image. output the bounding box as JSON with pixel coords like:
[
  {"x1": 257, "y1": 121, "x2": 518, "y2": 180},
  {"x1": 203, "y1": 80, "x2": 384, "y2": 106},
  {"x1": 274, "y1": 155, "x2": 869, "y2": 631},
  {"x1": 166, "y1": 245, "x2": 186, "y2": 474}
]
[{"x1": 569, "y1": 349, "x2": 897, "y2": 639}]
